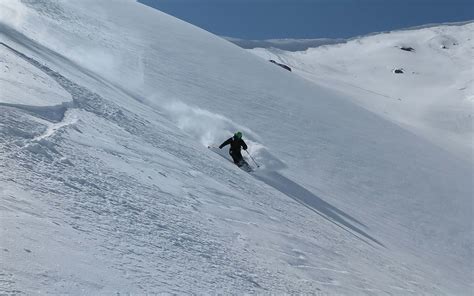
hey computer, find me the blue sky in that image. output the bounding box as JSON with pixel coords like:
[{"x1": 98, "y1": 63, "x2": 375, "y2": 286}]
[{"x1": 139, "y1": 0, "x2": 474, "y2": 39}]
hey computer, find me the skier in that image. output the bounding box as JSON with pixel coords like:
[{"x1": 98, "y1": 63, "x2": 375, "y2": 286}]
[{"x1": 219, "y1": 131, "x2": 248, "y2": 166}]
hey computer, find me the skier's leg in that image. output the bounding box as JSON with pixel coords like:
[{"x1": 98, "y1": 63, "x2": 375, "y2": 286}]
[
  {"x1": 233, "y1": 151, "x2": 244, "y2": 166},
  {"x1": 229, "y1": 149, "x2": 239, "y2": 164},
  {"x1": 231, "y1": 155, "x2": 241, "y2": 164}
]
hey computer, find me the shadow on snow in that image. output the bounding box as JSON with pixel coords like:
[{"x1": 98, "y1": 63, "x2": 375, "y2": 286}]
[{"x1": 253, "y1": 170, "x2": 385, "y2": 248}]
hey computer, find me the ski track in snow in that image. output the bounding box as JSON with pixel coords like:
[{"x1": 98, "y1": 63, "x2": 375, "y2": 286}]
[
  {"x1": 0, "y1": 37, "x2": 357, "y2": 294},
  {"x1": 0, "y1": 34, "x2": 423, "y2": 295},
  {"x1": 0, "y1": 42, "x2": 252, "y2": 293},
  {"x1": 30, "y1": 110, "x2": 78, "y2": 143}
]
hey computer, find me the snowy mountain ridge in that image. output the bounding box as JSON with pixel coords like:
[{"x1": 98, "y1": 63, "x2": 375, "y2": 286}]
[
  {"x1": 1, "y1": 0, "x2": 472, "y2": 294},
  {"x1": 224, "y1": 37, "x2": 347, "y2": 51},
  {"x1": 225, "y1": 21, "x2": 473, "y2": 51}
]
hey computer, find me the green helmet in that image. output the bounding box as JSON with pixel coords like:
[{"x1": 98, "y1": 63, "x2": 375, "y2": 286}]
[{"x1": 234, "y1": 131, "x2": 242, "y2": 139}]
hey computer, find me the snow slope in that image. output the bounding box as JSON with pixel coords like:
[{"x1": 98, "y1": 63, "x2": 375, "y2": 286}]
[
  {"x1": 1, "y1": 0, "x2": 472, "y2": 294},
  {"x1": 249, "y1": 23, "x2": 474, "y2": 161},
  {"x1": 0, "y1": 43, "x2": 71, "y2": 106}
]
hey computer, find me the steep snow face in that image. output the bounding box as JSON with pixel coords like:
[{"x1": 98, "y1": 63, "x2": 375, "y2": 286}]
[
  {"x1": 0, "y1": 44, "x2": 71, "y2": 106},
  {"x1": 1, "y1": 0, "x2": 473, "y2": 294},
  {"x1": 249, "y1": 23, "x2": 474, "y2": 160}
]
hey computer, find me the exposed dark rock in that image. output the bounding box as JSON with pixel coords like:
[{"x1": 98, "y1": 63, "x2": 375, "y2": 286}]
[
  {"x1": 269, "y1": 60, "x2": 292, "y2": 72},
  {"x1": 400, "y1": 46, "x2": 415, "y2": 52},
  {"x1": 394, "y1": 68, "x2": 404, "y2": 74}
]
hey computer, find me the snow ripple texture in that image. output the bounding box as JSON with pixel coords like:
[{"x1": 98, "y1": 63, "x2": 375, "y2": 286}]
[{"x1": 0, "y1": 43, "x2": 278, "y2": 293}]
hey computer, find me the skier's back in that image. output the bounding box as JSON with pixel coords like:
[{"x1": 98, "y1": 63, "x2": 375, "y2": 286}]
[{"x1": 219, "y1": 132, "x2": 248, "y2": 166}]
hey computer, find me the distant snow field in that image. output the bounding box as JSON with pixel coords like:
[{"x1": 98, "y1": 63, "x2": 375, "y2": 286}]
[
  {"x1": 0, "y1": 0, "x2": 472, "y2": 294},
  {"x1": 248, "y1": 22, "x2": 474, "y2": 160}
]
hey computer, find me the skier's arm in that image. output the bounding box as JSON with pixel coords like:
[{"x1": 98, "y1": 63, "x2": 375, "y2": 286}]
[
  {"x1": 219, "y1": 138, "x2": 232, "y2": 149},
  {"x1": 241, "y1": 139, "x2": 248, "y2": 150}
]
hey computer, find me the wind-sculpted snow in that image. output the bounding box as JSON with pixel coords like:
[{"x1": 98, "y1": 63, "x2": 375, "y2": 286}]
[
  {"x1": 0, "y1": 38, "x2": 399, "y2": 294},
  {"x1": 0, "y1": 41, "x2": 283, "y2": 293},
  {"x1": 0, "y1": 0, "x2": 473, "y2": 294}
]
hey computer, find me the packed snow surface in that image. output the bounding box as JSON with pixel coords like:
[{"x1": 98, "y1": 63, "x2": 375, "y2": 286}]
[{"x1": 0, "y1": 0, "x2": 472, "y2": 294}]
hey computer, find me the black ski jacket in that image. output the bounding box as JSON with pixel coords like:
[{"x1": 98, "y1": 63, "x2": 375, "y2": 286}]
[{"x1": 219, "y1": 136, "x2": 248, "y2": 153}]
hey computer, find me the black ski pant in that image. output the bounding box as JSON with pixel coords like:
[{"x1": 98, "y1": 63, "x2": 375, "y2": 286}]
[{"x1": 229, "y1": 149, "x2": 243, "y2": 164}]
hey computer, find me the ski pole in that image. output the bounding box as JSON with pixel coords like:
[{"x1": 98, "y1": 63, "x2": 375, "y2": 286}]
[{"x1": 245, "y1": 150, "x2": 260, "y2": 168}]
